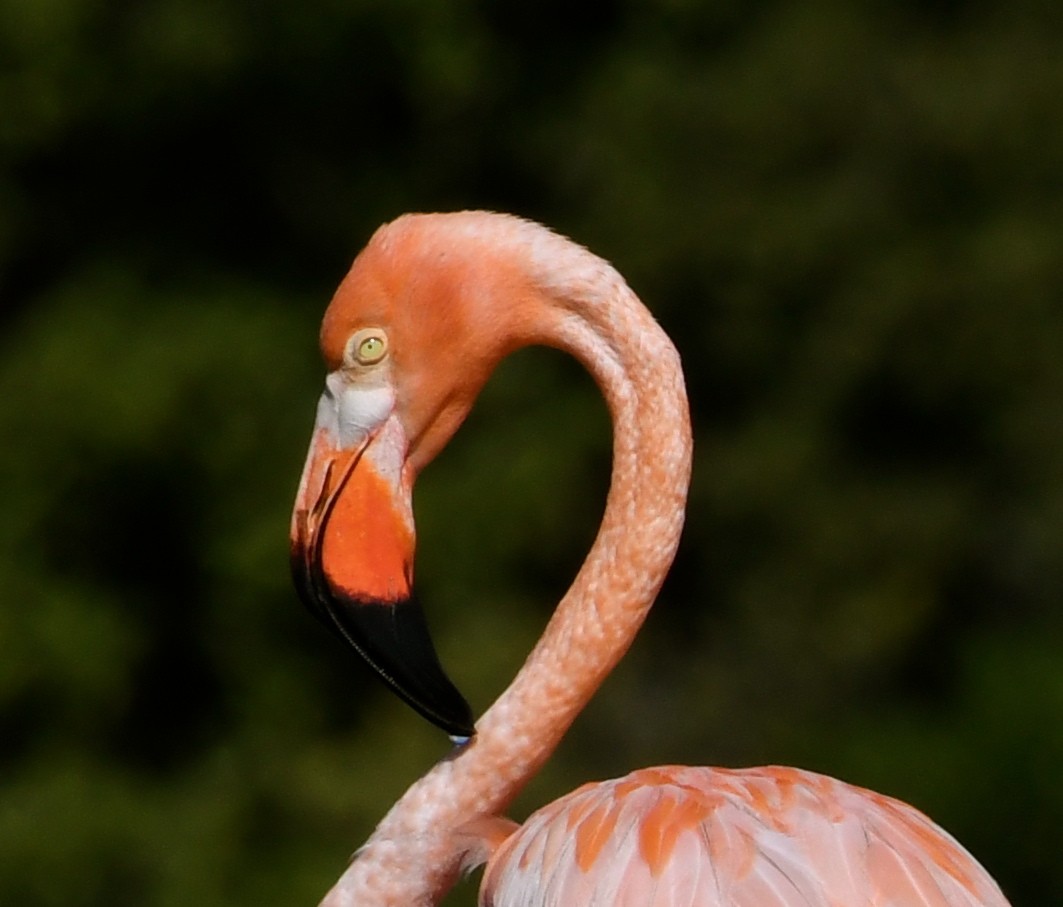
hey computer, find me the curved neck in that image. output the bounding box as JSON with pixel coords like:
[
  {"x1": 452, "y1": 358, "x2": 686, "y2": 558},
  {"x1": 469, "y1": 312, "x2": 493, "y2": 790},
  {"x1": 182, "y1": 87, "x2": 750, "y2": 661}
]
[
  {"x1": 471, "y1": 275, "x2": 692, "y2": 789},
  {"x1": 320, "y1": 265, "x2": 692, "y2": 907}
]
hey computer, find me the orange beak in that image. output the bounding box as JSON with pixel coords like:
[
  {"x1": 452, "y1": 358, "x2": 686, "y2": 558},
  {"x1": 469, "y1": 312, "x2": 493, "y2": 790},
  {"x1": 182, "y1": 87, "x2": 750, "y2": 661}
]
[{"x1": 290, "y1": 403, "x2": 474, "y2": 740}]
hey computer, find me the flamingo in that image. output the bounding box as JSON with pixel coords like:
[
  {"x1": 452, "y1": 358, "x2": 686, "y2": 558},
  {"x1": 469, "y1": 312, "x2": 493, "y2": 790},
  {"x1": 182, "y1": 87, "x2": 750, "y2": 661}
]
[{"x1": 289, "y1": 211, "x2": 1011, "y2": 907}]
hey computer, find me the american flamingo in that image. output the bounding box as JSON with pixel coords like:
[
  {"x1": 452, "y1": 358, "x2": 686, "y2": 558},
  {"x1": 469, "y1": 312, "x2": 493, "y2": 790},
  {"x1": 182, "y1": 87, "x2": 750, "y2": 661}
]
[{"x1": 290, "y1": 211, "x2": 1011, "y2": 907}]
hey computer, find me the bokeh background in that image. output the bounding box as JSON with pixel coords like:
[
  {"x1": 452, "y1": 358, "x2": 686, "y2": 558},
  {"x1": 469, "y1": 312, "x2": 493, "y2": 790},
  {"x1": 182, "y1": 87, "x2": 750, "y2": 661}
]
[{"x1": 3, "y1": 1, "x2": 1062, "y2": 904}]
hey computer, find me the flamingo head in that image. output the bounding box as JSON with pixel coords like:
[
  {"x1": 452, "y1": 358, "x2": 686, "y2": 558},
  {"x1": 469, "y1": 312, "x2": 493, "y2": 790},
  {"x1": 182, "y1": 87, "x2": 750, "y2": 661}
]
[{"x1": 290, "y1": 213, "x2": 563, "y2": 740}]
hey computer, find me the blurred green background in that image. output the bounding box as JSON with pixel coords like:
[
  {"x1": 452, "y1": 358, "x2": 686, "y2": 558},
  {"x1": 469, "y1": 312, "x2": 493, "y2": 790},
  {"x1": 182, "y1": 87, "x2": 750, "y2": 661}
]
[{"x1": 2, "y1": 1, "x2": 1061, "y2": 904}]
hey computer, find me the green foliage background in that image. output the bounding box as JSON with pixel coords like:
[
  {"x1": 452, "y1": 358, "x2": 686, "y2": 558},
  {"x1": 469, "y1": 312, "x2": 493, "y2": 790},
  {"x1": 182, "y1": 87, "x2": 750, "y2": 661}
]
[{"x1": 2, "y1": 1, "x2": 1062, "y2": 903}]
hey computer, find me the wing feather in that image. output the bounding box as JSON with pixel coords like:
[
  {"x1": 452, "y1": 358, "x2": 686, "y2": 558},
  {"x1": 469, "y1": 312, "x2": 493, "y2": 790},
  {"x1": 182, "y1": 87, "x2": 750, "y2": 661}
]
[{"x1": 478, "y1": 765, "x2": 1011, "y2": 907}]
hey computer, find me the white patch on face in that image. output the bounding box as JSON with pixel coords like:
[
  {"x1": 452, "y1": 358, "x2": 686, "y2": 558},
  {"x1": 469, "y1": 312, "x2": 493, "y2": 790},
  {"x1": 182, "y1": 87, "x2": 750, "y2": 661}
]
[{"x1": 317, "y1": 371, "x2": 396, "y2": 449}]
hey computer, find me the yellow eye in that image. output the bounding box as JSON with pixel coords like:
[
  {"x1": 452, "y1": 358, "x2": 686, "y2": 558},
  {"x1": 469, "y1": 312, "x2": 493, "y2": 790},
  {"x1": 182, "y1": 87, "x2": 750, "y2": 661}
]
[{"x1": 346, "y1": 328, "x2": 388, "y2": 366}]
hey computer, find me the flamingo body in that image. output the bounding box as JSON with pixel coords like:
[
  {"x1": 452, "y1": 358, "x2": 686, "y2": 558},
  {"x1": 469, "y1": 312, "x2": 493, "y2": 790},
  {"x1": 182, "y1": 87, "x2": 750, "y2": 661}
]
[
  {"x1": 478, "y1": 766, "x2": 1008, "y2": 906},
  {"x1": 290, "y1": 211, "x2": 1011, "y2": 906}
]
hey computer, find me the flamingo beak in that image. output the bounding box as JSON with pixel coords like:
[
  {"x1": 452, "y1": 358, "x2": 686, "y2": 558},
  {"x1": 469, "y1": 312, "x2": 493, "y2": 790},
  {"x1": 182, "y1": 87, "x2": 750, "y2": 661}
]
[{"x1": 290, "y1": 391, "x2": 475, "y2": 740}]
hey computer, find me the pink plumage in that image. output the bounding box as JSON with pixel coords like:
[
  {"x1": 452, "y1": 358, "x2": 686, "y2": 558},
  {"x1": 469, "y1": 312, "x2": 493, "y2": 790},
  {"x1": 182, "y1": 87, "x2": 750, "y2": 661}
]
[
  {"x1": 478, "y1": 766, "x2": 1008, "y2": 906},
  {"x1": 292, "y1": 212, "x2": 1012, "y2": 907}
]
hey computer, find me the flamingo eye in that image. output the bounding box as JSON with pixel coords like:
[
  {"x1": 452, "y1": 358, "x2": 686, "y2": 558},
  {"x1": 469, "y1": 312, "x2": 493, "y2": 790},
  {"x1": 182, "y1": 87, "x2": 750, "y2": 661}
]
[{"x1": 346, "y1": 329, "x2": 389, "y2": 366}]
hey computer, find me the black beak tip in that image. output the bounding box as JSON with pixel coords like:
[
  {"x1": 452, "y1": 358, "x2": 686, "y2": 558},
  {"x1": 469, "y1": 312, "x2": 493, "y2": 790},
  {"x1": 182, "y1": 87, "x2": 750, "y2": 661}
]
[
  {"x1": 292, "y1": 542, "x2": 476, "y2": 738},
  {"x1": 337, "y1": 596, "x2": 477, "y2": 739}
]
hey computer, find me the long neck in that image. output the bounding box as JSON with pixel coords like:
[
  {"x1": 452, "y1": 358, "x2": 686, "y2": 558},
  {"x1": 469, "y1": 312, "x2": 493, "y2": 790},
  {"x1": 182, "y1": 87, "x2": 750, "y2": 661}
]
[{"x1": 320, "y1": 271, "x2": 692, "y2": 907}]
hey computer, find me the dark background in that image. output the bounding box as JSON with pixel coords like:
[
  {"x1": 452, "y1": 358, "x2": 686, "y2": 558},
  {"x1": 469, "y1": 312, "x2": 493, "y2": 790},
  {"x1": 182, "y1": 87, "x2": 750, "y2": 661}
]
[{"x1": 2, "y1": 1, "x2": 1061, "y2": 904}]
